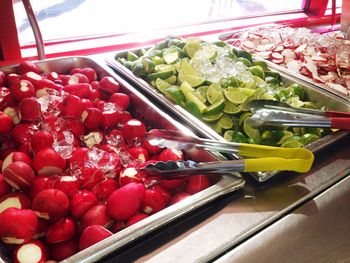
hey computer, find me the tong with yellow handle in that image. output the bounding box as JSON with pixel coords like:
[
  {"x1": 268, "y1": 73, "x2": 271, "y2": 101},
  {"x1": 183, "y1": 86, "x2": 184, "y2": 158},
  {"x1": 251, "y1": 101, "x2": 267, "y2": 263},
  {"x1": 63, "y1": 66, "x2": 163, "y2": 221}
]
[{"x1": 140, "y1": 130, "x2": 314, "y2": 179}]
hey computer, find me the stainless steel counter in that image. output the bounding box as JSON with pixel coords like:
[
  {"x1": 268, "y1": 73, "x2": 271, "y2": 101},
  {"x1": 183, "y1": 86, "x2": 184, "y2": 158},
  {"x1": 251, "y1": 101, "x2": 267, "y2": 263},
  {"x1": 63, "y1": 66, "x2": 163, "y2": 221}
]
[{"x1": 101, "y1": 129, "x2": 350, "y2": 262}]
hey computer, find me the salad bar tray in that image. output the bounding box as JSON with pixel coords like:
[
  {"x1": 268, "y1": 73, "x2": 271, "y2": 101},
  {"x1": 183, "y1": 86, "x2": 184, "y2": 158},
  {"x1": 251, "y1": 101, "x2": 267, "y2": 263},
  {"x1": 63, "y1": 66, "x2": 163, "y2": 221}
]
[
  {"x1": 0, "y1": 57, "x2": 244, "y2": 263},
  {"x1": 107, "y1": 39, "x2": 350, "y2": 182}
]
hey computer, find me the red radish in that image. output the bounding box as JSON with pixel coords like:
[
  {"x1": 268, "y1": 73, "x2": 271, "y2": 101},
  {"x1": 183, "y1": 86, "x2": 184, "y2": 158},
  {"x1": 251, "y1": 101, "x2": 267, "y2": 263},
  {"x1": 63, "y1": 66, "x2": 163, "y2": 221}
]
[
  {"x1": 109, "y1": 93, "x2": 130, "y2": 110},
  {"x1": 88, "y1": 89, "x2": 100, "y2": 101},
  {"x1": 54, "y1": 176, "x2": 80, "y2": 198},
  {"x1": 138, "y1": 159, "x2": 158, "y2": 179},
  {"x1": 126, "y1": 213, "x2": 149, "y2": 227},
  {"x1": 111, "y1": 221, "x2": 125, "y2": 233},
  {"x1": 81, "y1": 98, "x2": 94, "y2": 110},
  {"x1": 21, "y1": 71, "x2": 42, "y2": 85},
  {"x1": 90, "y1": 80, "x2": 100, "y2": 90},
  {"x1": 0, "y1": 111, "x2": 13, "y2": 133},
  {"x1": 29, "y1": 176, "x2": 58, "y2": 199},
  {"x1": 0, "y1": 174, "x2": 11, "y2": 197},
  {"x1": 68, "y1": 147, "x2": 89, "y2": 169},
  {"x1": 11, "y1": 123, "x2": 37, "y2": 146},
  {"x1": 63, "y1": 119, "x2": 85, "y2": 139},
  {"x1": 63, "y1": 83, "x2": 91, "y2": 98},
  {"x1": 0, "y1": 193, "x2": 31, "y2": 213},
  {"x1": 83, "y1": 131, "x2": 104, "y2": 148},
  {"x1": 81, "y1": 204, "x2": 113, "y2": 230},
  {"x1": 160, "y1": 178, "x2": 186, "y2": 191},
  {"x1": 45, "y1": 218, "x2": 76, "y2": 244},
  {"x1": 119, "y1": 166, "x2": 143, "y2": 186},
  {"x1": 42, "y1": 71, "x2": 59, "y2": 82},
  {"x1": 119, "y1": 111, "x2": 132, "y2": 124},
  {"x1": 3, "y1": 106, "x2": 20, "y2": 125},
  {"x1": 186, "y1": 175, "x2": 211, "y2": 194},
  {"x1": 33, "y1": 148, "x2": 66, "y2": 175},
  {"x1": 10, "y1": 80, "x2": 35, "y2": 101},
  {"x1": 141, "y1": 187, "x2": 166, "y2": 215},
  {"x1": 2, "y1": 151, "x2": 31, "y2": 172},
  {"x1": 81, "y1": 107, "x2": 103, "y2": 130},
  {"x1": 122, "y1": 119, "x2": 146, "y2": 139},
  {"x1": 74, "y1": 68, "x2": 97, "y2": 82},
  {"x1": 13, "y1": 240, "x2": 47, "y2": 263},
  {"x1": 142, "y1": 139, "x2": 163, "y2": 155},
  {"x1": 152, "y1": 185, "x2": 171, "y2": 204},
  {"x1": 106, "y1": 182, "x2": 145, "y2": 221},
  {"x1": 99, "y1": 76, "x2": 120, "y2": 96},
  {"x1": 70, "y1": 190, "x2": 98, "y2": 220},
  {"x1": 60, "y1": 94, "x2": 83, "y2": 119},
  {"x1": 19, "y1": 97, "x2": 42, "y2": 122},
  {"x1": 0, "y1": 87, "x2": 13, "y2": 110},
  {"x1": 33, "y1": 218, "x2": 50, "y2": 239},
  {"x1": 68, "y1": 73, "x2": 89, "y2": 84},
  {"x1": 0, "y1": 208, "x2": 38, "y2": 244},
  {"x1": 79, "y1": 225, "x2": 112, "y2": 251},
  {"x1": 128, "y1": 146, "x2": 149, "y2": 163},
  {"x1": 58, "y1": 74, "x2": 71, "y2": 86},
  {"x1": 169, "y1": 192, "x2": 191, "y2": 205},
  {"x1": 91, "y1": 179, "x2": 118, "y2": 201},
  {"x1": 30, "y1": 131, "x2": 54, "y2": 153},
  {"x1": 102, "y1": 109, "x2": 121, "y2": 129},
  {"x1": 158, "y1": 148, "x2": 184, "y2": 162},
  {"x1": 49, "y1": 239, "x2": 79, "y2": 261},
  {"x1": 7, "y1": 73, "x2": 21, "y2": 86},
  {"x1": 79, "y1": 166, "x2": 104, "y2": 190},
  {"x1": 18, "y1": 61, "x2": 40, "y2": 75},
  {"x1": 0, "y1": 71, "x2": 5, "y2": 86},
  {"x1": 34, "y1": 79, "x2": 59, "y2": 98},
  {"x1": 3, "y1": 161, "x2": 35, "y2": 190},
  {"x1": 32, "y1": 189, "x2": 69, "y2": 221},
  {"x1": 18, "y1": 142, "x2": 31, "y2": 156}
]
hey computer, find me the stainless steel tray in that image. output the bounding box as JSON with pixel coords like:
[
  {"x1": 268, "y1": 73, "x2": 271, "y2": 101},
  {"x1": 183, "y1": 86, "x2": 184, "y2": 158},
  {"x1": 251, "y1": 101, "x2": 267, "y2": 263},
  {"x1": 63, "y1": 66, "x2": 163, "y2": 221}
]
[
  {"x1": 107, "y1": 47, "x2": 350, "y2": 182},
  {"x1": 0, "y1": 57, "x2": 244, "y2": 263}
]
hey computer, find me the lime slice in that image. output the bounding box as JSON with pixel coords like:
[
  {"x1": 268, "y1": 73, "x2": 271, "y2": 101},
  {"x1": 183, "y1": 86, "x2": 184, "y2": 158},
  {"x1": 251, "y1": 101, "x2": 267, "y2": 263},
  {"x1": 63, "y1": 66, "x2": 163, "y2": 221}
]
[
  {"x1": 223, "y1": 101, "x2": 241, "y2": 115},
  {"x1": 147, "y1": 70, "x2": 174, "y2": 81},
  {"x1": 203, "y1": 112, "x2": 223, "y2": 122},
  {"x1": 299, "y1": 133, "x2": 320, "y2": 145},
  {"x1": 287, "y1": 97, "x2": 305, "y2": 108},
  {"x1": 179, "y1": 59, "x2": 196, "y2": 75},
  {"x1": 281, "y1": 139, "x2": 303, "y2": 148},
  {"x1": 178, "y1": 73, "x2": 205, "y2": 87},
  {"x1": 253, "y1": 60, "x2": 268, "y2": 70},
  {"x1": 155, "y1": 64, "x2": 177, "y2": 73},
  {"x1": 289, "y1": 83, "x2": 306, "y2": 100},
  {"x1": 155, "y1": 78, "x2": 171, "y2": 93},
  {"x1": 243, "y1": 118, "x2": 260, "y2": 140},
  {"x1": 238, "y1": 112, "x2": 252, "y2": 127},
  {"x1": 180, "y1": 81, "x2": 194, "y2": 100},
  {"x1": 194, "y1": 90, "x2": 206, "y2": 103},
  {"x1": 231, "y1": 131, "x2": 249, "y2": 143},
  {"x1": 127, "y1": 51, "x2": 139, "y2": 62},
  {"x1": 243, "y1": 79, "x2": 257, "y2": 89},
  {"x1": 164, "y1": 75, "x2": 177, "y2": 85},
  {"x1": 219, "y1": 114, "x2": 233, "y2": 130},
  {"x1": 206, "y1": 99, "x2": 225, "y2": 115},
  {"x1": 265, "y1": 71, "x2": 281, "y2": 80},
  {"x1": 202, "y1": 45, "x2": 217, "y2": 61},
  {"x1": 302, "y1": 101, "x2": 319, "y2": 110},
  {"x1": 224, "y1": 87, "x2": 248, "y2": 104},
  {"x1": 207, "y1": 121, "x2": 222, "y2": 135},
  {"x1": 164, "y1": 86, "x2": 185, "y2": 104},
  {"x1": 277, "y1": 131, "x2": 294, "y2": 145},
  {"x1": 163, "y1": 48, "x2": 179, "y2": 64},
  {"x1": 184, "y1": 101, "x2": 202, "y2": 119},
  {"x1": 196, "y1": 86, "x2": 208, "y2": 101},
  {"x1": 238, "y1": 57, "x2": 253, "y2": 67},
  {"x1": 184, "y1": 39, "x2": 202, "y2": 58},
  {"x1": 186, "y1": 92, "x2": 207, "y2": 113},
  {"x1": 206, "y1": 83, "x2": 224, "y2": 104},
  {"x1": 249, "y1": 65, "x2": 265, "y2": 80},
  {"x1": 223, "y1": 130, "x2": 234, "y2": 141}
]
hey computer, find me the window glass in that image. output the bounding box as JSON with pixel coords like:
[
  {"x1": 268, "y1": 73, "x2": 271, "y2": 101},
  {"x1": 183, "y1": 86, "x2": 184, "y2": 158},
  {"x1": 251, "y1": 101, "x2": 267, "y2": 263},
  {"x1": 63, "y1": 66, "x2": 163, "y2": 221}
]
[
  {"x1": 327, "y1": 0, "x2": 342, "y2": 8},
  {"x1": 13, "y1": 0, "x2": 304, "y2": 45}
]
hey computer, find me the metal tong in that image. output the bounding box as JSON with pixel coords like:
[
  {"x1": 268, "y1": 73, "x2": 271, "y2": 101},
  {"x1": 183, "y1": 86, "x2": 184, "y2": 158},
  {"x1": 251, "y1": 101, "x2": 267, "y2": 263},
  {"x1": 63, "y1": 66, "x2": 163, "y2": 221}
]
[
  {"x1": 246, "y1": 100, "x2": 350, "y2": 130},
  {"x1": 140, "y1": 130, "x2": 314, "y2": 179}
]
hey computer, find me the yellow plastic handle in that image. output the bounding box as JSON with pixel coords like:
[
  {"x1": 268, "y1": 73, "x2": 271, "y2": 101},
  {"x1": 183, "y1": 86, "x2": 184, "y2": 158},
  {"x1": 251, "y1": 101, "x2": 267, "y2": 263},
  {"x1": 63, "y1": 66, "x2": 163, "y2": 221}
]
[{"x1": 238, "y1": 143, "x2": 314, "y2": 173}]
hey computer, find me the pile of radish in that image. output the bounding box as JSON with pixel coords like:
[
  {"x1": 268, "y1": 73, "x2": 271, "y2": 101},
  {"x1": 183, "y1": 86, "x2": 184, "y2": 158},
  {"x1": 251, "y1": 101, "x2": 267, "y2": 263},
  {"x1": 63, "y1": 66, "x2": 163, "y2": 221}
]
[
  {"x1": 0, "y1": 61, "x2": 212, "y2": 262},
  {"x1": 225, "y1": 26, "x2": 350, "y2": 95}
]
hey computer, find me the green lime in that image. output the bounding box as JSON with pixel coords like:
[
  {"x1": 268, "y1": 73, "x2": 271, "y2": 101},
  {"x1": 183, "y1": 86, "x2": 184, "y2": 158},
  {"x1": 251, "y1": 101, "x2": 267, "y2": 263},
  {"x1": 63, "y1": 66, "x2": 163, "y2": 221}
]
[
  {"x1": 131, "y1": 62, "x2": 145, "y2": 77},
  {"x1": 154, "y1": 64, "x2": 177, "y2": 73},
  {"x1": 151, "y1": 56, "x2": 165, "y2": 65},
  {"x1": 289, "y1": 83, "x2": 306, "y2": 100},
  {"x1": 277, "y1": 131, "x2": 294, "y2": 145},
  {"x1": 249, "y1": 65, "x2": 265, "y2": 80},
  {"x1": 206, "y1": 99, "x2": 225, "y2": 115},
  {"x1": 155, "y1": 78, "x2": 171, "y2": 93},
  {"x1": 223, "y1": 100, "x2": 241, "y2": 115},
  {"x1": 163, "y1": 48, "x2": 180, "y2": 64},
  {"x1": 243, "y1": 79, "x2": 257, "y2": 89},
  {"x1": 141, "y1": 57, "x2": 155, "y2": 74},
  {"x1": 265, "y1": 76, "x2": 281, "y2": 86},
  {"x1": 281, "y1": 139, "x2": 303, "y2": 148},
  {"x1": 243, "y1": 118, "x2": 261, "y2": 140},
  {"x1": 147, "y1": 70, "x2": 174, "y2": 81},
  {"x1": 207, "y1": 121, "x2": 223, "y2": 135},
  {"x1": 179, "y1": 59, "x2": 196, "y2": 75},
  {"x1": 253, "y1": 60, "x2": 268, "y2": 69},
  {"x1": 186, "y1": 92, "x2": 207, "y2": 113},
  {"x1": 304, "y1": 127, "x2": 322, "y2": 137},
  {"x1": 265, "y1": 71, "x2": 281, "y2": 80},
  {"x1": 206, "y1": 83, "x2": 224, "y2": 104},
  {"x1": 238, "y1": 57, "x2": 253, "y2": 67},
  {"x1": 180, "y1": 81, "x2": 194, "y2": 99},
  {"x1": 236, "y1": 50, "x2": 253, "y2": 63},
  {"x1": 212, "y1": 41, "x2": 227, "y2": 47},
  {"x1": 231, "y1": 131, "x2": 249, "y2": 143},
  {"x1": 184, "y1": 101, "x2": 202, "y2": 119},
  {"x1": 302, "y1": 101, "x2": 319, "y2": 110},
  {"x1": 193, "y1": 90, "x2": 206, "y2": 103},
  {"x1": 287, "y1": 97, "x2": 305, "y2": 108},
  {"x1": 238, "y1": 112, "x2": 252, "y2": 127},
  {"x1": 219, "y1": 114, "x2": 234, "y2": 130},
  {"x1": 299, "y1": 133, "x2": 320, "y2": 145},
  {"x1": 196, "y1": 86, "x2": 208, "y2": 100},
  {"x1": 184, "y1": 39, "x2": 202, "y2": 58},
  {"x1": 164, "y1": 86, "x2": 185, "y2": 104},
  {"x1": 223, "y1": 130, "x2": 234, "y2": 141},
  {"x1": 178, "y1": 73, "x2": 205, "y2": 87},
  {"x1": 224, "y1": 87, "x2": 255, "y2": 104},
  {"x1": 203, "y1": 112, "x2": 223, "y2": 122},
  {"x1": 164, "y1": 75, "x2": 177, "y2": 85},
  {"x1": 201, "y1": 45, "x2": 217, "y2": 61},
  {"x1": 127, "y1": 51, "x2": 139, "y2": 62}
]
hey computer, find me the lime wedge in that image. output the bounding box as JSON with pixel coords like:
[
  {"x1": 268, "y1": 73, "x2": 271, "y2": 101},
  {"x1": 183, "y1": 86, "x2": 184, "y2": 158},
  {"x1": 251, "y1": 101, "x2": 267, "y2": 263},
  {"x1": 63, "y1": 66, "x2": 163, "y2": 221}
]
[
  {"x1": 281, "y1": 139, "x2": 303, "y2": 148},
  {"x1": 243, "y1": 118, "x2": 260, "y2": 140},
  {"x1": 203, "y1": 112, "x2": 223, "y2": 122},
  {"x1": 302, "y1": 101, "x2": 319, "y2": 110},
  {"x1": 223, "y1": 101, "x2": 241, "y2": 115},
  {"x1": 178, "y1": 73, "x2": 205, "y2": 87},
  {"x1": 155, "y1": 78, "x2": 170, "y2": 93},
  {"x1": 148, "y1": 70, "x2": 174, "y2": 81},
  {"x1": 253, "y1": 60, "x2": 268, "y2": 69},
  {"x1": 224, "y1": 87, "x2": 250, "y2": 104},
  {"x1": 219, "y1": 114, "x2": 233, "y2": 130},
  {"x1": 249, "y1": 65, "x2": 265, "y2": 80},
  {"x1": 206, "y1": 82, "x2": 224, "y2": 104},
  {"x1": 186, "y1": 92, "x2": 207, "y2": 113},
  {"x1": 299, "y1": 133, "x2": 320, "y2": 145},
  {"x1": 163, "y1": 48, "x2": 180, "y2": 64},
  {"x1": 231, "y1": 131, "x2": 249, "y2": 143},
  {"x1": 184, "y1": 101, "x2": 202, "y2": 119},
  {"x1": 277, "y1": 131, "x2": 294, "y2": 145},
  {"x1": 223, "y1": 130, "x2": 234, "y2": 141},
  {"x1": 179, "y1": 59, "x2": 196, "y2": 75},
  {"x1": 155, "y1": 64, "x2": 177, "y2": 73},
  {"x1": 184, "y1": 39, "x2": 202, "y2": 58},
  {"x1": 238, "y1": 57, "x2": 253, "y2": 67},
  {"x1": 206, "y1": 99, "x2": 225, "y2": 115},
  {"x1": 287, "y1": 97, "x2": 304, "y2": 108},
  {"x1": 207, "y1": 121, "x2": 222, "y2": 135},
  {"x1": 243, "y1": 79, "x2": 257, "y2": 89},
  {"x1": 127, "y1": 51, "x2": 139, "y2": 62},
  {"x1": 202, "y1": 45, "x2": 217, "y2": 61},
  {"x1": 194, "y1": 90, "x2": 206, "y2": 103},
  {"x1": 180, "y1": 81, "x2": 194, "y2": 100},
  {"x1": 164, "y1": 86, "x2": 185, "y2": 104},
  {"x1": 196, "y1": 86, "x2": 208, "y2": 101},
  {"x1": 163, "y1": 75, "x2": 177, "y2": 85}
]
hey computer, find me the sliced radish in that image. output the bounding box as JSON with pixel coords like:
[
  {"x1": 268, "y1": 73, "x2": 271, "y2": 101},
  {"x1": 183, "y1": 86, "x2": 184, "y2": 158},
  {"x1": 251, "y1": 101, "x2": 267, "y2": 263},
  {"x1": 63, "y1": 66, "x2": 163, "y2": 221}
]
[
  {"x1": 271, "y1": 52, "x2": 284, "y2": 60},
  {"x1": 255, "y1": 51, "x2": 272, "y2": 59},
  {"x1": 242, "y1": 40, "x2": 256, "y2": 51},
  {"x1": 286, "y1": 60, "x2": 302, "y2": 73},
  {"x1": 273, "y1": 45, "x2": 284, "y2": 52}
]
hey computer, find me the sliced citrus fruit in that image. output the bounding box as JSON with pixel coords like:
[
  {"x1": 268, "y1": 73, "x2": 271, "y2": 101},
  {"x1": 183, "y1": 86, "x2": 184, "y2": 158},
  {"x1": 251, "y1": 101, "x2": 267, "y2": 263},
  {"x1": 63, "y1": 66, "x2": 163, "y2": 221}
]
[{"x1": 206, "y1": 82, "x2": 224, "y2": 104}]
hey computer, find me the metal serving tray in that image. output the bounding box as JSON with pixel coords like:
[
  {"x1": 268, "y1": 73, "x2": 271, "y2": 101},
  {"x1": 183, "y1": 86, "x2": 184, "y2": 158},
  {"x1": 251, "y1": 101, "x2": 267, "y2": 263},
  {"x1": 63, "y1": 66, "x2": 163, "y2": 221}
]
[
  {"x1": 107, "y1": 47, "x2": 350, "y2": 182},
  {"x1": 0, "y1": 57, "x2": 244, "y2": 263},
  {"x1": 218, "y1": 29, "x2": 350, "y2": 102}
]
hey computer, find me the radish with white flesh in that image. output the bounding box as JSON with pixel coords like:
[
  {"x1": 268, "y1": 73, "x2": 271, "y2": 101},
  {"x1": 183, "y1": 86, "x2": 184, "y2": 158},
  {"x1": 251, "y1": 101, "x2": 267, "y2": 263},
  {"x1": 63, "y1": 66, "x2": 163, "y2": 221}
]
[
  {"x1": 4, "y1": 106, "x2": 20, "y2": 125},
  {"x1": 70, "y1": 190, "x2": 98, "y2": 220},
  {"x1": 32, "y1": 189, "x2": 69, "y2": 221},
  {"x1": 107, "y1": 182, "x2": 145, "y2": 221},
  {"x1": 54, "y1": 176, "x2": 81, "y2": 198},
  {"x1": 34, "y1": 79, "x2": 59, "y2": 98},
  {"x1": 49, "y1": 239, "x2": 79, "y2": 261},
  {"x1": 0, "y1": 174, "x2": 11, "y2": 197},
  {"x1": 33, "y1": 148, "x2": 66, "y2": 175},
  {"x1": 75, "y1": 68, "x2": 97, "y2": 82},
  {"x1": 99, "y1": 76, "x2": 120, "y2": 96},
  {"x1": 6, "y1": 74, "x2": 21, "y2": 86},
  {"x1": 21, "y1": 72, "x2": 42, "y2": 85},
  {"x1": 0, "y1": 87, "x2": 14, "y2": 110},
  {"x1": 63, "y1": 83, "x2": 91, "y2": 98},
  {"x1": 128, "y1": 146, "x2": 149, "y2": 163},
  {"x1": 81, "y1": 204, "x2": 113, "y2": 230},
  {"x1": 60, "y1": 94, "x2": 83, "y2": 119},
  {"x1": 45, "y1": 218, "x2": 76, "y2": 244},
  {"x1": 68, "y1": 73, "x2": 89, "y2": 84},
  {"x1": 10, "y1": 80, "x2": 36, "y2": 101},
  {"x1": 119, "y1": 166, "x2": 143, "y2": 186},
  {"x1": 122, "y1": 119, "x2": 147, "y2": 139},
  {"x1": 0, "y1": 111, "x2": 13, "y2": 133},
  {"x1": 142, "y1": 187, "x2": 166, "y2": 215},
  {"x1": 2, "y1": 151, "x2": 31, "y2": 172},
  {"x1": 19, "y1": 97, "x2": 42, "y2": 122},
  {"x1": 13, "y1": 240, "x2": 47, "y2": 263},
  {"x1": 158, "y1": 148, "x2": 184, "y2": 162},
  {"x1": 18, "y1": 61, "x2": 40, "y2": 75},
  {"x1": 81, "y1": 107, "x2": 103, "y2": 130},
  {"x1": 29, "y1": 176, "x2": 58, "y2": 199},
  {"x1": 79, "y1": 225, "x2": 112, "y2": 251},
  {"x1": 30, "y1": 131, "x2": 54, "y2": 153},
  {"x1": 3, "y1": 161, "x2": 35, "y2": 190},
  {"x1": 109, "y1": 93, "x2": 130, "y2": 111},
  {"x1": 0, "y1": 208, "x2": 38, "y2": 244},
  {"x1": 0, "y1": 193, "x2": 31, "y2": 213}
]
